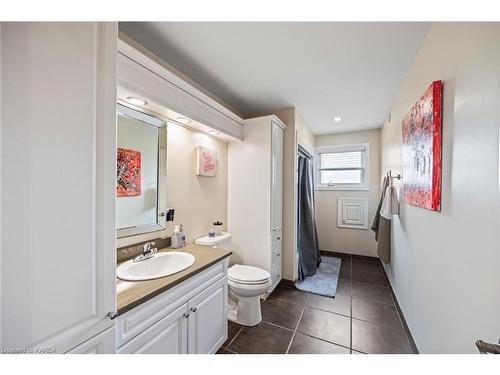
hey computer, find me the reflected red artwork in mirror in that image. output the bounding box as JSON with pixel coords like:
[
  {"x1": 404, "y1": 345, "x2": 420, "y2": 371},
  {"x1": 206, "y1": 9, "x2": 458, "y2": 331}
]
[
  {"x1": 117, "y1": 148, "x2": 142, "y2": 197},
  {"x1": 402, "y1": 80, "x2": 442, "y2": 211}
]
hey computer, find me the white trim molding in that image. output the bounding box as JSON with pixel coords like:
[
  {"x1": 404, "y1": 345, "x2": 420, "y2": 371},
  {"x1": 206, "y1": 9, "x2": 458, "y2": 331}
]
[{"x1": 117, "y1": 36, "x2": 244, "y2": 141}]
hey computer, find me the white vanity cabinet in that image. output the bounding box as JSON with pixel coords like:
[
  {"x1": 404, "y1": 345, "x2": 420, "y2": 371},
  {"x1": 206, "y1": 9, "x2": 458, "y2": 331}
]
[
  {"x1": 228, "y1": 115, "x2": 285, "y2": 294},
  {"x1": 187, "y1": 277, "x2": 228, "y2": 354},
  {"x1": 117, "y1": 260, "x2": 228, "y2": 354},
  {"x1": 118, "y1": 304, "x2": 189, "y2": 354}
]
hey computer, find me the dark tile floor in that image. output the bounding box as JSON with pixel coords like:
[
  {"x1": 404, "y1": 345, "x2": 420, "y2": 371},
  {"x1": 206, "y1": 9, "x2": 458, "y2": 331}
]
[{"x1": 217, "y1": 253, "x2": 414, "y2": 354}]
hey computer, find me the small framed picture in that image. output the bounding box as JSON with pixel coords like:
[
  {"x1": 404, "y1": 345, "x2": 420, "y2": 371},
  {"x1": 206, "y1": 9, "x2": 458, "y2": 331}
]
[{"x1": 195, "y1": 146, "x2": 217, "y2": 177}]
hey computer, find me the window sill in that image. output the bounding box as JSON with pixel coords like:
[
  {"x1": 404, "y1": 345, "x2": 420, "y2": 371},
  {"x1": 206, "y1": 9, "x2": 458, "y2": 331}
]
[{"x1": 315, "y1": 185, "x2": 370, "y2": 191}]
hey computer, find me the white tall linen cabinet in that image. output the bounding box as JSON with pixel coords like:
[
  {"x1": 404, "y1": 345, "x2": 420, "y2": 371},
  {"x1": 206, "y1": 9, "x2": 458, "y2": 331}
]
[
  {"x1": 228, "y1": 115, "x2": 285, "y2": 293},
  {"x1": 0, "y1": 22, "x2": 118, "y2": 353}
]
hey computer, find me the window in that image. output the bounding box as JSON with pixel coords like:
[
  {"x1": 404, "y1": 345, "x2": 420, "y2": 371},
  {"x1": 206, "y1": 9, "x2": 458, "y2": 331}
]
[{"x1": 315, "y1": 143, "x2": 370, "y2": 190}]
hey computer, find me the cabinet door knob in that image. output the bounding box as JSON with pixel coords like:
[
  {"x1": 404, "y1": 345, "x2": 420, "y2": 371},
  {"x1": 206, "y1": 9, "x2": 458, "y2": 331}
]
[
  {"x1": 276, "y1": 237, "x2": 281, "y2": 240},
  {"x1": 183, "y1": 312, "x2": 190, "y2": 318},
  {"x1": 190, "y1": 307, "x2": 197, "y2": 313},
  {"x1": 107, "y1": 311, "x2": 118, "y2": 320}
]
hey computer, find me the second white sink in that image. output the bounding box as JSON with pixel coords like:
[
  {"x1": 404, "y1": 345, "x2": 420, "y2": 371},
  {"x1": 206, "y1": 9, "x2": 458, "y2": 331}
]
[{"x1": 117, "y1": 251, "x2": 195, "y2": 281}]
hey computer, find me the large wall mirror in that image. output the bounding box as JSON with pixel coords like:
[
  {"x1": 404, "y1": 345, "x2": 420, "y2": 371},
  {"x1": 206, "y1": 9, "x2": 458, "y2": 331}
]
[{"x1": 116, "y1": 104, "x2": 167, "y2": 238}]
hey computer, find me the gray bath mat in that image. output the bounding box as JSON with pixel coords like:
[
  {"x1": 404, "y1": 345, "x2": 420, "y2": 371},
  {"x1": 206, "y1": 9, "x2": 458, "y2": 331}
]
[{"x1": 295, "y1": 256, "x2": 341, "y2": 297}]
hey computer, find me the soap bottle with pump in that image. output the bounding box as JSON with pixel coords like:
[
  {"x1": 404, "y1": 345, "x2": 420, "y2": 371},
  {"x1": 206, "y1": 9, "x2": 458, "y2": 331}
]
[{"x1": 171, "y1": 225, "x2": 182, "y2": 249}]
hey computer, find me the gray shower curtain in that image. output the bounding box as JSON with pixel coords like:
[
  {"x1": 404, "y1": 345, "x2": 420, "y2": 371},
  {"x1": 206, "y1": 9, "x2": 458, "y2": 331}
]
[{"x1": 297, "y1": 154, "x2": 322, "y2": 280}]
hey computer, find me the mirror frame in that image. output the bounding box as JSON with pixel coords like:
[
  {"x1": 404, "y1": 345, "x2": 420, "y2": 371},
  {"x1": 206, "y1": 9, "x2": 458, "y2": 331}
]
[{"x1": 116, "y1": 104, "x2": 168, "y2": 239}]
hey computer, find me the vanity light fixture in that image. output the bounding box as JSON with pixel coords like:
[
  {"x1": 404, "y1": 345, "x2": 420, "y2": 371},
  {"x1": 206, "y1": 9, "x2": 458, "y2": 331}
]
[
  {"x1": 207, "y1": 130, "x2": 220, "y2": 136},
  {"x1": 126, "y1": 97, "x2": 148, "y2": 106},
  {"x1": 176, "y1": 116, "x2": 191, "y2": 124},
  {"x1": 333, "y1": 116, "x2": 342, "y2": 123}
]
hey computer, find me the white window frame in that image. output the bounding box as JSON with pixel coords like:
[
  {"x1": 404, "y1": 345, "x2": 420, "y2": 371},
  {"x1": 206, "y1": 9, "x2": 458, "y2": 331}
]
[{"x1": 314, "y1": 142, "x2": 370, "y2": 191}]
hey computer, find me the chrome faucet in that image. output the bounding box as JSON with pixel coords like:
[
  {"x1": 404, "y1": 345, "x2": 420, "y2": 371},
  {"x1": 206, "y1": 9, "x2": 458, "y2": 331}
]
[{"x1": 133, "y1": 241, "x2": 158, "y2": 263}]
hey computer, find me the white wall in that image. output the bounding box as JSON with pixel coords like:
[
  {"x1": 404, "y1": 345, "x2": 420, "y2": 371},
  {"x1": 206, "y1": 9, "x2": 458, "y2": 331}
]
[
  {"x1": 273, "y1": 108, "x2": 296, "y2": 281},
  {"x1": 166, "y1": 122, "x2": 228, "y2": 243},
  {"x1": 116, "y1": 115, "x2": 159, "y2": 228},
  {"x1": 315, "y1": 129, "x2": 381, "y2": 257},
  {"x1": 381, "y1": 22, "x2": 500, "y2": 353},
  {"x1": 296, "y1": 111, "x2": 315, "y2": 152}
]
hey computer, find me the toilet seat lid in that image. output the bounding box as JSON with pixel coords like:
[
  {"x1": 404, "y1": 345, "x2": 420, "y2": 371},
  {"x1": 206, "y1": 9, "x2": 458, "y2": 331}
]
[{"x1": 228, "y1": 265, "x2": 270, "y2": 284}]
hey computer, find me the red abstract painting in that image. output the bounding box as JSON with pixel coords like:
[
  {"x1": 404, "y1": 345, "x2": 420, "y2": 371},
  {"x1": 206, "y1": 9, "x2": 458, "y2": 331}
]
[
  {"x1": 117, "y1": 148, "x2": 141, "y2": 197},
  {"x1": 402, "y1": 80, "x2": 442, "y2": 211}
]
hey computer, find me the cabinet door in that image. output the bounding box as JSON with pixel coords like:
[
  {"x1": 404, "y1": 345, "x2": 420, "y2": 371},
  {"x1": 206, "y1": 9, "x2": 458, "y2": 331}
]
[
  {"x1": 0, "y1": 23, "x2": 118, "y2": 353},
  {"x1": 67, "y1": 327, "x2": 116, "y2": 354},
  {"x1": 187, "y1": 277, "x2": 228, "y2": 354},
  {"x1": 118, "y1": 303, "x2": 188, "y2": 354},
  {"x1": 271, "y1": 122, "x2": 284, "y2": 233}
]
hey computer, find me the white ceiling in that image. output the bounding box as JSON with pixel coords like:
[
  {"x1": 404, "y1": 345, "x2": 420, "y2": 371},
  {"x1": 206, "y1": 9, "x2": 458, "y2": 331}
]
[{"x1": 119, "y1": 22, "x2": 430, "y2": 134}]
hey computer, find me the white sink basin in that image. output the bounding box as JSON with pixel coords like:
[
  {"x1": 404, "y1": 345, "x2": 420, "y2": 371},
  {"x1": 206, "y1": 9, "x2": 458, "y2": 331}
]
[{"x1": 117, "y1": 252, "x2": 195, "y2": 281}]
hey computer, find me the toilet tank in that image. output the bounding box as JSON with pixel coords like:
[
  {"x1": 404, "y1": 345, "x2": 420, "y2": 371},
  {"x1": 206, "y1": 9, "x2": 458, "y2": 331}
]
[
  {"x1": 194, "y1": 232, "x2": 232, "y2": 249},
  {"x1": 195, "y1": 232, "x2": 244, "y2": 265}
]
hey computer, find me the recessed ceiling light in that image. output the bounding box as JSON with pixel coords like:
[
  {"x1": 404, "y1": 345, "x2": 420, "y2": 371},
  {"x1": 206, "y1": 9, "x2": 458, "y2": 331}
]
[
  {"x1": 125, "y1": 97, "x2": 147, "y2": 106},
  {"x1": 208, "y1": 130, "x2": 220, "y2": 136},
  {"x1": 333, "y1": 116, "x2": 342, "y2": 123},
  {"x1": 176, "y1": 117, "x2": 191, "y2": 124}
]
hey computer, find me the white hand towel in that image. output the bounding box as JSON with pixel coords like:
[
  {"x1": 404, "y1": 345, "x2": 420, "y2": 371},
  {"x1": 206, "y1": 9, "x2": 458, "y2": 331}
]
[{"x1": 380, "y1": 184, "x2": 399, "y2": 220}]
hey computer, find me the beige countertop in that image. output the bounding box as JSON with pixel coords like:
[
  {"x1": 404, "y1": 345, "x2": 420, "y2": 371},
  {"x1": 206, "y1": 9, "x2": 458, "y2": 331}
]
[{"x1": 116, "y1": 243, "x2": 232, "y2": 315}]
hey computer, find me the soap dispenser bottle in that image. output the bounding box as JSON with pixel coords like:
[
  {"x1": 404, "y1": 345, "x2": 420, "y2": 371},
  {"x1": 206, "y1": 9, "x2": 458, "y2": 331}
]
[{"x1": 171, "y1": 225, "x2": 181, "y2": 249}]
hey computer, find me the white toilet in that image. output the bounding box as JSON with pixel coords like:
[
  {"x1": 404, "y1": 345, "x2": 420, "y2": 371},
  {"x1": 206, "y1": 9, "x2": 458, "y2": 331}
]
[{"x1": 195, "y1": 232, "x2": 271, "y2": 326}]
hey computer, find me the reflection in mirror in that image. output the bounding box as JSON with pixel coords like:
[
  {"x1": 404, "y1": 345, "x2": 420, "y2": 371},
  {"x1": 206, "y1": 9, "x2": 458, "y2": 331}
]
[{"x1": 116, "y1": 104, "x2": 167, "y2": 238}]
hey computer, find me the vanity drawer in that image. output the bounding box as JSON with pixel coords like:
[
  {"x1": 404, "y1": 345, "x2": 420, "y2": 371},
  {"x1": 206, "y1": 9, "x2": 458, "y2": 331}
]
[
  {"x1": 269, "y1": 261, "x2": 282, "y2": 292},
  {"x1": 117, "y1": 259, "x2": 227, "y2": 348},
  {"x1": 271, "y1": 231, "x2": 282, "y2": 247},
  {"x1": 271, "y1": 241, "x2": 282, "y2": 267}
]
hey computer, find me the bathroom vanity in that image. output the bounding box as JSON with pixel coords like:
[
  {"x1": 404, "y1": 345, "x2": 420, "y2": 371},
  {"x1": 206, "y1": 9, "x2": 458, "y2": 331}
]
[
  {"x1": 69, "y1": 244, "x2": 231, "y2": 354},
  {"x1": 115, "y1": 245, "x2": 231, "y2": 354}
]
